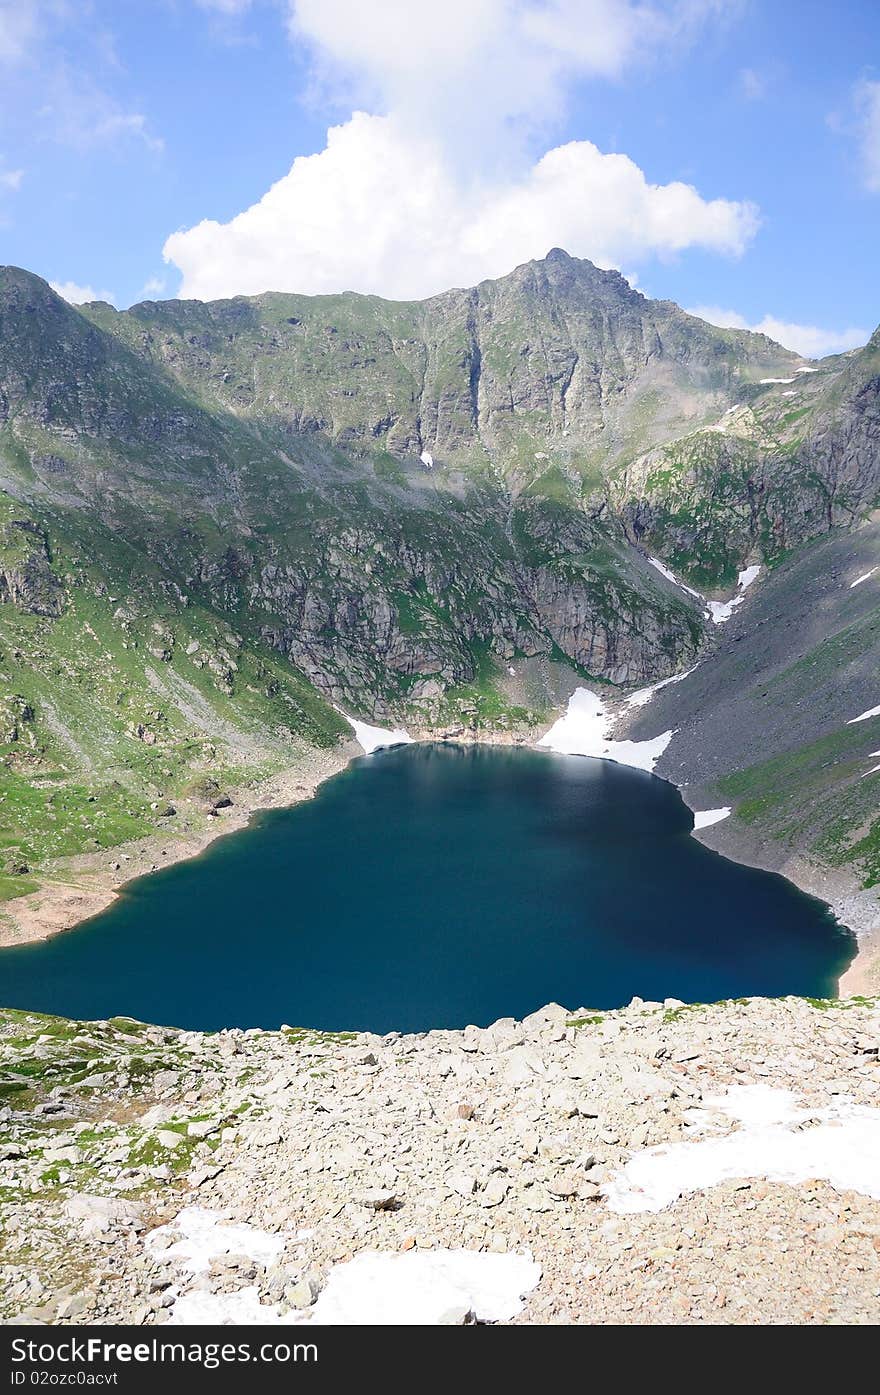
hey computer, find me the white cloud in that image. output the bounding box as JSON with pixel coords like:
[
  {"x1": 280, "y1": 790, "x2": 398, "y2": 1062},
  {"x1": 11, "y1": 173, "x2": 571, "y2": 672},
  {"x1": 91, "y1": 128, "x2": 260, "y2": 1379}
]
[
  {"x1": 287, "y1": 0, "x2": 727, "y2": 153},
  {"x1": 141, "y1": 275, "x2": 167, "y2": 298},
  {"x1": 854, "y1": 79, "x2": 880, "y2": 193},
  {"x1": 0, "y1": 0, "x2": 41, "y2": 65},
  {"x1": 165, "y1": 112, "x2": 757, "y2": 302},
  {"x1": 0, "y1": 166, "x2": 23, "y2": 191},
  {"x1": 163, "y1": 0, "x2": 755, "y2": 301},
  {"x1": 50, "y1": 279, "x2": 116, "y2": 306},
  {"x1": 687, "y1": 304, "x2": 868, "y2": 359},
  {"x1": 37, "y1": 66, "x2": 163, "y2": 153}
]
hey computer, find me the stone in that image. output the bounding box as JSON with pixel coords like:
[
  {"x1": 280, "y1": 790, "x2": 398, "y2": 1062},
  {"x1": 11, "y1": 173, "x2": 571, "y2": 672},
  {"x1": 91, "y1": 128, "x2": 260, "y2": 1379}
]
[
  {"x1": 187, "y1": 1119, "x2": 219, "y2": 1139},
  {"x1": 480, "y1": 1175, "x2": 510, "y2": 1208},
  {"x1": 448, "y1": 1172, "x2": 478, "y2": 1199},
  {"x1": 358, "y1": 1190, "x2": 400, "y2": 1211},
  {"x1": 156, "y1": 1130, "x2": 185, "y2": 1150}
]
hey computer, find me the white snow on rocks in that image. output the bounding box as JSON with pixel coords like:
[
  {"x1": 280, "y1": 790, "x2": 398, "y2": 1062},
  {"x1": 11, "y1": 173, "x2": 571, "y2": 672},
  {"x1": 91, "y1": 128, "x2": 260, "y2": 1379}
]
[
  {"x1": 346, "y1": 716, "x2": 414, "y2": 754},
  {"x1": 706, "y1": 564, "x2": 761, "y2": 624},
  {"x1": 647, "y1": 555, "x2": 703, "y2": 600},
  {"x1": 169, "y1": 1286, "x2": 292, "y2": 1326},
  {"x1": 848, "y1": 704, "x2": 880, "y2": 725},
  {"x1": 758, "y1": 377, "x2": 796, "y2": 384},
  {"x1": 646, "y1": 553, "x2": 762, "y2": 626},
  {"x1": 624, "y1": 666, "x2": 698, "y2": 709},
  {"x1": 538, "y1": 687, "x2": 672, "y2": 772},
  {"x1": 146, "y1": 1207, "x2": 285, "y2": 1273},
  {"x1": 419, "y1": 450, "x2": 434, "y2": 469},
  {"x1": 166, "y1": 1244, "x2": 541, "y2": 1327},
  {"x1": 302, "y1": 1249, "x2": 540, "y2": 1325},
  {"x1": 850, "y1": 568, "x2": 877, "y2": 588},
  {"x1": 692, "y1": 807, "x2": 731, "y2": 829},
  {"x1": 796, "y1": 365, "x2": 818, "y2": 373},
  {"x1": 605, "y1": 1085, "x2": 880, "y2": 1214}
]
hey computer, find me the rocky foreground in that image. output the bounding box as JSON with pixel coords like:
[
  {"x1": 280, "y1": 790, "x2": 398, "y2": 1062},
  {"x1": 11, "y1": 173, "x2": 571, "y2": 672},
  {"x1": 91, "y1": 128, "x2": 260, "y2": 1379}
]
[{"x1": 1, "y1": 995, "x2": 879, "y2": 1325}]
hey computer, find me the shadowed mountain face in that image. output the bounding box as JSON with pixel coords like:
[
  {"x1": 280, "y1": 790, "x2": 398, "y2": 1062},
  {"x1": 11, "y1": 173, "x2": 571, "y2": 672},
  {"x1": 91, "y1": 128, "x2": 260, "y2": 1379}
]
[{"x1": 0, "y1": 251, "x2": 876, "y2": 898}]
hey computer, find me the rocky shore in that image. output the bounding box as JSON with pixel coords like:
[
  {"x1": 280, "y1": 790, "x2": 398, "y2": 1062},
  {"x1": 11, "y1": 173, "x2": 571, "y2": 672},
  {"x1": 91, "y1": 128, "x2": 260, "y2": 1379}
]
[{"x1": 0, "y1": 995, "x2": 878, "y2": 1325}]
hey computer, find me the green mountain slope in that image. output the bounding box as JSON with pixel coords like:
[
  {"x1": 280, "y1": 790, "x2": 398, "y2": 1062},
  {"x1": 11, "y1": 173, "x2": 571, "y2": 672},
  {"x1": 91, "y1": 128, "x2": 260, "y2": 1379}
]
[{"x1": 0, "y1": 251, "x2": 877, "y2": 903}]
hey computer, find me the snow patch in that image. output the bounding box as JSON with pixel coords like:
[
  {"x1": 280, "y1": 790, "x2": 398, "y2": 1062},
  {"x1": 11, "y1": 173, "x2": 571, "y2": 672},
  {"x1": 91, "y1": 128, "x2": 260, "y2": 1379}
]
[
  {"x1": 848, "y1": 704, "x2": 880, "y2": 725},
  {"x1": 850, "y1": 568, "x2": 877, "y2": 588},
  {"x1": 707, "y1": 565, "x2": 761, "y2": 624},
  {"x1": 169, "y1": 1249, "x2": 541, "y2": 1327},
  {"x1": 345, "y1": 716, "x2": 414, "y2": 754},
  {"x1": 624, "y1": 666, "x2": 697, "y2": 709},
  {"x1": 419, "y1": 449, "x2": 434, "y2": 468},
  {"x1": 169, "y1": 1287, "x2": 292, "y2": 1326},
  {"x1": 647, "y1": 556, "x2": 703, "y2": 600},
  {"x1": 758, "y1": 376, "x2": 796, "y2": 384},
  {"x1": 605, "y1": 1087, "x2": 880, "y2": 1214},
  {"x1": 692, "y1": 807, "x2": 731, "y2": 829},
  {"x1": 146, "y1": 1207, "x2": 285, "y2": 1274},
  {"x1": 305, "y1": 1249, "x2": 541, "y2": 1325},
  {"x1": 796, "y1": 365, "x2": 818, "y2": 373},
  {"x1": 538, "y1": 687, "x2": 672, "y2": 773}
]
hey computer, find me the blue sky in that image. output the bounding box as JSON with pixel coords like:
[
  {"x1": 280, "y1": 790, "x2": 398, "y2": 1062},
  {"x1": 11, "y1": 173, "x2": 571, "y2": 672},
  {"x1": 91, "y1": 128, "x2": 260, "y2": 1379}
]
[{"x1": 0, "y1": 1, "x2": 878, "y2": 356}]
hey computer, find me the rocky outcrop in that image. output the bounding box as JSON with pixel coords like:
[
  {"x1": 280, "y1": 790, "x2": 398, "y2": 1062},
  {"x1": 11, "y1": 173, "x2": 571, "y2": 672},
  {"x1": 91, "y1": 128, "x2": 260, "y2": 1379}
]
[
  {"x1": 0, "y1": 257, "x2": 875, "y2": 716},
  {"x1": 0, "y1": 520, "x2": 65, "y2": 616}
]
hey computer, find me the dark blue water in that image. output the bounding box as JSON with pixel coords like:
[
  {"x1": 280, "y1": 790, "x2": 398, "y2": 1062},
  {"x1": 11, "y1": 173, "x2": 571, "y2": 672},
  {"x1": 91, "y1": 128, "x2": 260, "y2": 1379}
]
[{"x1": 0, "y1": 745, "x2": 854, "y2": 1032}]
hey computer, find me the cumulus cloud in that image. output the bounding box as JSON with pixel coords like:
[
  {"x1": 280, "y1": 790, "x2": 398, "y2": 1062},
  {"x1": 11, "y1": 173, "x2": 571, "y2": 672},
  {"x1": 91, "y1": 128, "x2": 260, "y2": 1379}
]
[
  {"x1": 288, "y1": 0, "x2": 670, "y2": 143},
  {"x1": 854, "y1": 79, "x2": 880, "y2": 193},
  {"x1": 165, "y1": 111, "x2": 758, "y2": 301},
  {"x1": 687, "y1": 304, "x2": 868, "y2": 359},
  {"x1": 50, "y1": 279, "x2": 116, "y2": 306},
  {"x1": 165, "y1": 1, "x2": 757, "y2": 302}
]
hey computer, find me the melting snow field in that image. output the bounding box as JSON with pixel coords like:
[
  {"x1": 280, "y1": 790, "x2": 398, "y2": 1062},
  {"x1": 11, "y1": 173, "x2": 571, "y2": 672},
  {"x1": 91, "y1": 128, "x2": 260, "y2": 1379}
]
[
  {"x1": 624, "y1": 666, "x2": 698, "y2": 710},
  {"x1": 152, "y1": 1210, "x2": 541, "y2": 1326},
  {"x1": 647, "y1": 556, "x2": 703, "y2": 600},
  {"x1": 850, "y1": 568, "x2": 877, "y2": 588},
  {"x1": 295, "y1": 1249, "x2": 541, "y2": 1325},
  {"x1": 692, "y1": 807, "x2": 731, "y2": 829},
  {"x1": 848, "y1": 704, "x2": 880, "y2": 725},
  {"x1": 604, "y1": 1085, "x2": 880, "y2": 1214},
  {"x1": 346, "y1": 716, "x2": 414, "y2": 755},
  {"x1": 706, "y1": 565, "x2": 762, "y2": 624},
  {"x1": 646, "y1": 551, "x2": 762, "y2": 626},
  {"x1": 146, "y1": 1207, "x2": 286, "y2": 1274},
  {"x1": 538, "y1": 687, "x2": 672, "y2": 772}
]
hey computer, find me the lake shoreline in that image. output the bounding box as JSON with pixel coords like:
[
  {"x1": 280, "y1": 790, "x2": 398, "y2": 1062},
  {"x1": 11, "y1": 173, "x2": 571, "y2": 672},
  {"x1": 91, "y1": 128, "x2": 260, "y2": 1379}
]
[
  {"x1": 0, "y1": 724, "x2": 537, "y2": 953},
  {"x1": 0, "y1": 721, "x2": 874, "y2": 1000},
  {"x1": 0, "y1": 741, "x2": 357, "y2": 950}
]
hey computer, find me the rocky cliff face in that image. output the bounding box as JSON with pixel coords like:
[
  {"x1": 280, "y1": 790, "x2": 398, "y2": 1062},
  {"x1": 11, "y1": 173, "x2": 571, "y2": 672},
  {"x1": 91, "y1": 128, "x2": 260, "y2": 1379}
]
[{"x1": 0, "y1": 254, "x2": 876, "y2": 885}]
